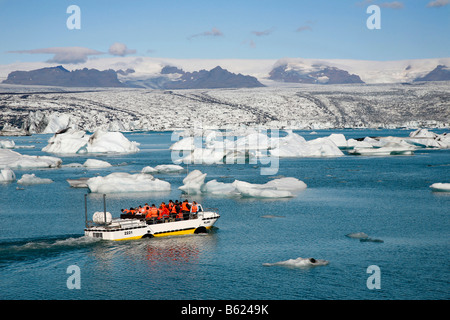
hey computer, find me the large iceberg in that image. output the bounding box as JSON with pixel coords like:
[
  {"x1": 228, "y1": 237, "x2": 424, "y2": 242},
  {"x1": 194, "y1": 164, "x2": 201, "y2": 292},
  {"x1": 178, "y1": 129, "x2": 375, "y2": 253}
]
[
  {"x1": 269, "y1": 131, "x2": 344, "y2": 157},
  {"x1": 42, "y1": 129, "x2": 140, "y2": 154},
  {"x1": 179, "y1": 170, "x2": 307, "y2": 198},
  {"x1": 86, "y1": 172, "x2": 171, "y2": 193},
  {"x1": 0, "y1": 149, "x2": 62, "y2": 169},
  {"x1": 172, "y1": 130, "x2": 344, "y2": 164}
]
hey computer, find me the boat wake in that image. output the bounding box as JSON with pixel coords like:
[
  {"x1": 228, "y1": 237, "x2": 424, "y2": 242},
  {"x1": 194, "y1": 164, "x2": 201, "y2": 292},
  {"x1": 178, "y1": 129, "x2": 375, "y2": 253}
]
[{"x1": 0, "y1": 235, "x2": 101, "y2": 266}]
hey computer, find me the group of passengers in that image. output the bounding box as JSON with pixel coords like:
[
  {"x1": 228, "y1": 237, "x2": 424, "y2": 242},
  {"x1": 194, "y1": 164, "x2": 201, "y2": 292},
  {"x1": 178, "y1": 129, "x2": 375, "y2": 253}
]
[{"x1": 121, "y1": 199, "x2": 200, "y2": 223}]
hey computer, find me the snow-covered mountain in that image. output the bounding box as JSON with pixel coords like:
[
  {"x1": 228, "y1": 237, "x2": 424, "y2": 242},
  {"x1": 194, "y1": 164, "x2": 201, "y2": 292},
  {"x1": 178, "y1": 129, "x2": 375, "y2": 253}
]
[{"x1": 1, "y1": 56, "x2": 449, "y2": 85}]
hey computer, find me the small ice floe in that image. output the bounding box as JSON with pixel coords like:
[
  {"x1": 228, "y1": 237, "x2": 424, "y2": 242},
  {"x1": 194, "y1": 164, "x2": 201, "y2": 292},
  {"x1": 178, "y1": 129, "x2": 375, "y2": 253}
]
[
  {"x1": 141, "y1": 164, "x2": 184, "y2": 173},
  {"x1": 67, "y1": 177, "x2": 90, "y2": 188},
  {"x1": 83, "y1": 159, "x2": 112, "y2": 168},
  {"x1": 17, "y1": 173, "x2": 53, "y2": 185},
  {"x1": 346, "y1": 232, "x2": 369, "y2": 239},
  {"x1": 429, "y1": 183, "x2": 450, "y2": 192},
  {"x1": 263, "y1": 257, "x2": 329, "y2": 269},
  {"x1": 346, "y1": 232, "x2": 383, "y2": 243},
  {"x1": 261, "y1": 215, "x2": 285, "y2": 219},
  {"x1": 86, "y1": 172, "x2": 171, "y2": 193},
  {"x1": 0, "y1": 167, "x2": 16, "y2": 182},
  {"x1": 0, "y1": 139, "x2": 15, "y2": 149},
  {"x1": 178, "y1": 170, "x2": 207, "y2": 194}
]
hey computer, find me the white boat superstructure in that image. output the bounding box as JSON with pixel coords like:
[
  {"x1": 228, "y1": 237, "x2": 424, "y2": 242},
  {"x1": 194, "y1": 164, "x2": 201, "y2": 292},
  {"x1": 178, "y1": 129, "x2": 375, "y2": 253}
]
[{"x1": 83, "y1": 195, "x2": 220, "y2": 241}]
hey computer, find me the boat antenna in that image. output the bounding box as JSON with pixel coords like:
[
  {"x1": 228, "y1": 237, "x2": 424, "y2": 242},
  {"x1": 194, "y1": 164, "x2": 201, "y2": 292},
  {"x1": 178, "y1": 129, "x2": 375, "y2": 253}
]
[
  {"x1": 103, "y1": 193, "x2": 108, "y2": 226},
  {"x1": 84, "y1": 194, "x2": 88, "y2": 228}
]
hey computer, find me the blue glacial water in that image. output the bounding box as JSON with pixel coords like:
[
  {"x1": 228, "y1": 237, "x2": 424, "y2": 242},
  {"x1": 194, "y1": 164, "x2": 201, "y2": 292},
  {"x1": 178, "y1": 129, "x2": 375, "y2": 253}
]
[{"x1": 0, "y1": 129, "x2": 449, "y2": 300}]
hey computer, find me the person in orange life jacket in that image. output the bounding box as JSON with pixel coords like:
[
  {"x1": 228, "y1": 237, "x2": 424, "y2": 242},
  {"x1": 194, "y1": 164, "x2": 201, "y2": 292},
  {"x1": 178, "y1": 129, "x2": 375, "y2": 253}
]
[
  {"x1": 129, "y1": 207, "x2": 137, "y2": 215},
  {"x1": 168, "y1": 200, "x2": 174, "y2": 211},
  {"x1": 190, "y1": 201, "x2": 198, "y2": 218},
  {"x1": 160, "y1": 203, "x2": 170, "y2": 220},
  {"x1": 171, "y1": 200, "x2": 180, "y2": 219},
  {"x1": 181, "y1": 199, "x2": 191, "y2": 220},
  {"x1": 146, "y1": 204, "x2": 159, "y2": 222}
]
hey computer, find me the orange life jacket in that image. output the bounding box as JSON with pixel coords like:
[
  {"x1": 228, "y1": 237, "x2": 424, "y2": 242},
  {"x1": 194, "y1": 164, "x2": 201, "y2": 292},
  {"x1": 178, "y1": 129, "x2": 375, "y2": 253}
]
[
  {"x1": 191, "y1": 205, "x2": 198, "y2": 213},
  {"x1": 150, "y1": 207, "x2": 159, "y2": 218},
  {"x1": 171, "y1": 205, "x2": 179, "y2": 214},
  {"x1": 181, "y1": 202, "x2": 190, "y2": 212},
  {"x1": 176, "y1": 210, "x2": 183, "y2": 219},
  {"x1": 130, "y1": 209, "x2": 136, "y2": 215}
]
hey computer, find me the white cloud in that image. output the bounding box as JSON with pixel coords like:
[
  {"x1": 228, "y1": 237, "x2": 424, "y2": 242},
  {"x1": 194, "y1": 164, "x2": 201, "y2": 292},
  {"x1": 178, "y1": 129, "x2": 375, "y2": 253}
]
[
  {"x1": 380, "y1": 1, "x2": 404, "y2": 9},
  {"x1": 251, "y1": 28, "x2": 274, "y2": 37},
  {"x1": 108, "y1": 42, "x2": 137, "y2": 56},
  {"x1": 188, "y1": 28, "x2": 224, "y2": 40},
  {"x1": 427, "y1": 0, "x2": 450, "y2": 7},
  {"x1": 7, "y1": 47, "x2": 104, "y2": 64}
]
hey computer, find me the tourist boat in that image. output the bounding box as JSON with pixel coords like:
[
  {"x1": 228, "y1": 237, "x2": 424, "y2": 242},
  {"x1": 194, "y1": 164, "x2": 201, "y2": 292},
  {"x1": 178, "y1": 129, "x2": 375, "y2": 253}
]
[{"x1": 83, "y1": 195, "x2": 220, "y2": 241}]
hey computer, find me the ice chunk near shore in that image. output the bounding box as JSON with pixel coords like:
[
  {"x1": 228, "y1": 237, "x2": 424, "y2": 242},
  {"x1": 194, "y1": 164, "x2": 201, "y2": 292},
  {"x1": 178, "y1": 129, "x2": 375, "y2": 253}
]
[
  {"x1": 42, "y1": 129, "x2": 140, "y2": 154},
  {"x1": 17, "y1": 173, "x2": 53, "y2": 185},
  {"x1": 263, "y1": 257, "x2": 329, "y2": 268},
  {"x1": 0, "y1": 168, "x2": 15, "y2": 182},
  {"x1": 429, "y1": 183, "x2": 450, "y2": 192},
  {"x1": 86, "y1": 172, "x2": 171, "y2": 193},
  {"x1": 83, "y1": 159, "x2": 112, "y2": 168},
  {"x1": 0, "y1": 149, "x2": 62, "y2": 169},
  {"x1": 0, "y1": 139, "x2": 15, "y2": 149}
]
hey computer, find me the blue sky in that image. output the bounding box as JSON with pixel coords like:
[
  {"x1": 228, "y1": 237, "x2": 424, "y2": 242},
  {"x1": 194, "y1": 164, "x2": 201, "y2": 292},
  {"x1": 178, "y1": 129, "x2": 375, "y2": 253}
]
[{"x1": 0, "y1": 0, "x2": 449, "y2": 64}]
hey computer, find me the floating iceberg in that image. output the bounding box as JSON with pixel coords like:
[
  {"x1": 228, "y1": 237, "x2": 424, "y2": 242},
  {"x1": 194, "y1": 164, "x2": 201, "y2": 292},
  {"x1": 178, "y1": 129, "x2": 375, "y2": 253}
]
[
  {"x1": 429, "y1": 183, "x2": 450, "y2": 192},
  {"x1": 405, "y1": 128, "x2": 449, "y2": 149},
  {"x1": 67, "y1": 177, "x2": 90, "y2": 188},
  {"x1": 179, "y1": 170, "x2": 307, "y2": 198},
  {"x1": 0, "y1": 149, "x2": 62, "y2": 169},
  {"x1": 348, "y1": 141, "x2": 416, "y2": 156},
  {"x1": 86, "y1": 172, "x2": 171, "y2": 193},
  {"x1": 141, "y1": 164, "x2": 184, "y2": 173},
  {"x1": 269, "y1": 131, "x2": 344, "y2": 158},
  {"x1": 263, "y1": 257, "x2": 329, "y2": 268},
  {"x1": 42, "y1": 129, "x2": 140, "y2": 154},
  {"x1": 0, "y1": 168, "x2": 15, "y2": 182},
  {"x1": 346, "y1": 232, "x2": 369, "y2": 239},
  {"x1": 178, "y1": 170, "x2": 207, "y2": 194},
  {"x1": 201, "y1": 179, "x2": 240, "y2": 196},
  {"x1": 0, "y1": 139, "x2": 15, "y2": 149},
  {"x1": 85, "y1": 130, "x2": 140, "y2": 153},
  {"x1": 83, "y1": 159, "x2": 112, "y2": 168},
  {"x1": 17, "y1": 173, "x2": 53, "y2": 185}
]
